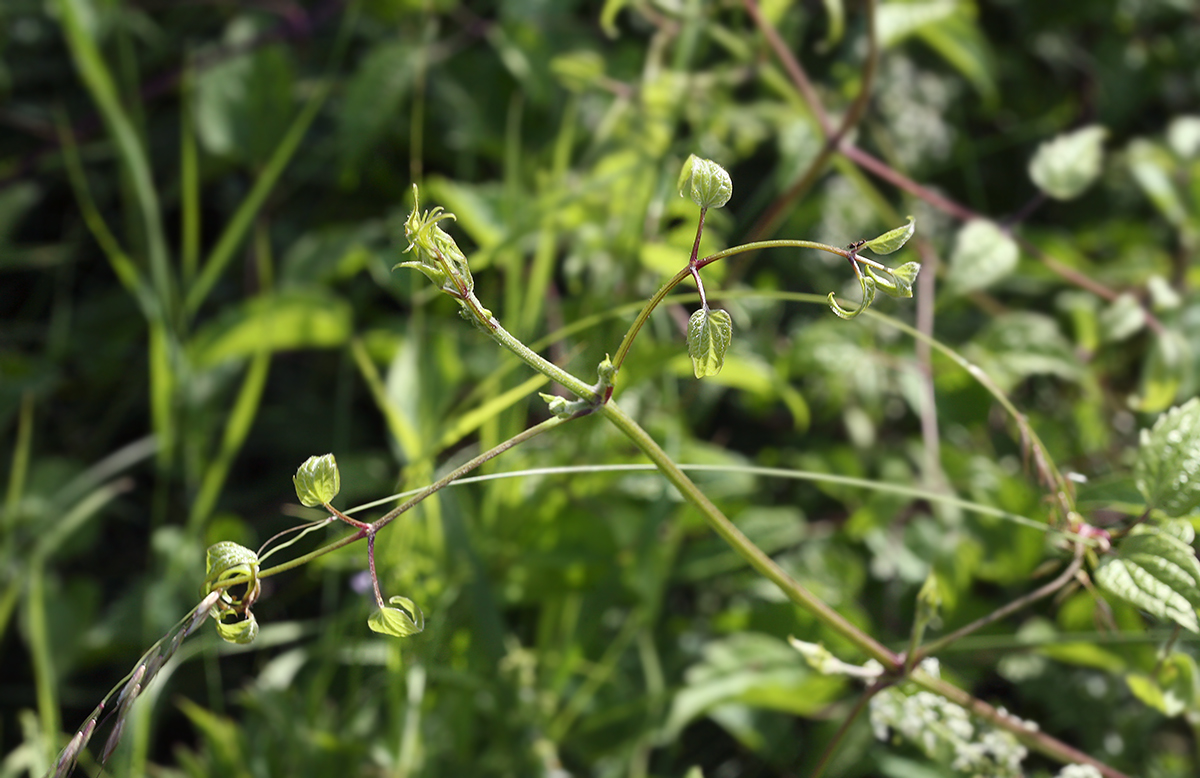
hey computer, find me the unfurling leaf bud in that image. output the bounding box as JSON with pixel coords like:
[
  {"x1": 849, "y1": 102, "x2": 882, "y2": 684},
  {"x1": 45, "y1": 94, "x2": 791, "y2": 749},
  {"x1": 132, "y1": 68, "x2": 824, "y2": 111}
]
[{"x1": 677, "y1": 155, "x2": 732, "y2": 209}]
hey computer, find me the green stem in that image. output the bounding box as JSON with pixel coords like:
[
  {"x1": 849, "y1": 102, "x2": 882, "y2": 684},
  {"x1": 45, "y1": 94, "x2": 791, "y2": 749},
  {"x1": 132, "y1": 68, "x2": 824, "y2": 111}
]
[
  {"x1": 372, "y1": 415, "x2": 567, "y2": 530},
  {"x1": 611, "y1": 265, "x2": 692, "y2": 371},
  {"x1": 693, "y1": 239, "x2": 845, "y2": 270},
  {"x1": 253, "y1": 415, "x2": 568, "y2": 581},
  {"x1": 597, "y1": 400, "x2": 899, "y2": 667},
  {"x1": 612, "y1": 239, "x2": 847, "y2": 371},
  {"x1": 810, "y1": 680, "x2": 889, "y2": 778},
  {"x1": 913, "y1": 550, "x2": 1083, "y2": 662}
]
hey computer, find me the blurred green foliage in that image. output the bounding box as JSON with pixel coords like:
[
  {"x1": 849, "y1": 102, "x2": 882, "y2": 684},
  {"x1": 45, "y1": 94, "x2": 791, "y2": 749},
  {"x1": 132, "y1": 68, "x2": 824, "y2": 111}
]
[{"x1": 3, "y1": 0, "x2": 1200, "y2": 777}]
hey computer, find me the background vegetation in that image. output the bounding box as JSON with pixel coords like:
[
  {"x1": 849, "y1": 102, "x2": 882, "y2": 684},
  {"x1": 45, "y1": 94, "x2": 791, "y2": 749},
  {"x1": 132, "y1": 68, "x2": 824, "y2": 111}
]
[{"x1": 3, "y1": 0, "x2": 1200, "y2": 776}]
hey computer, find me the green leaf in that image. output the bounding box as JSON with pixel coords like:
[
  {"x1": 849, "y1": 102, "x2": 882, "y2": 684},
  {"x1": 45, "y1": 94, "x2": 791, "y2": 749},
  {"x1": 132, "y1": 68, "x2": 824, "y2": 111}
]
[
  {"x1": 194, "y1": 17, "x2": 295, "y2": 165},
  {"x1": 1135, "y1": 398, "x2": 1200, "y2": 516},
  {"x1": 1128, "y1": 139, "x2": 1189, "y2": 227},
  {"x1": 969, "y1": 312, "x2": 1082, "y2": 390},
  {"x1": 204, "y1": 541, "x2": 259, "y2": 591},
  {"x1": 863, "y1": 216, "x2": 915, "y2": 255},
  {"x1": 687, "y1": 307, "x2": 733, "y2": 378},
  {"x1": 293, "y1": 453, "x2": 341, "y2": 508},
  {"x1": 367, "y1": 595, "x2": 425, "y2": 638},
  {"x1": 677, "y1": 155, "x2": 732, "y2": 209},
  {"x1": 1127, "y1": 652, "x2": 1198, "y2": 716},
  {"x1": 877, "y1": 1, "x2": 957, "y2": 47},
  {"x1": 866, "y1": 261, "x2": 920, "y2": 299},
  {"x1": 550, "y1": 50, "x2": 606, "y2": 93},
  {"x1": 1098, "y1": 293, "x2": 1146, "y2": 344},
  {"x1": 1028, "y1": 125, "x2": 1108, "y2": 201},
  {"x1": 945, "y1": 219, "x2": 1019, "y2": 296},
  {"x1": 1132, "y1": 330, "x2": 1191, "y2": 413},
  {"x1": 213, "y1": 609, "x2": 259, "y2": 644},
  {"x1": 188, "y1": 288, "x2": 353, "y2": 368},
  {"x1": 1095, "y1": 525, "x2": 1200, "y2": 632},
  {"x1": 338, "y1": 41, "x2": 415, "y2": 177},
  {"x1": 827, "y1": 275, "x2": 876, "y2": 320}
]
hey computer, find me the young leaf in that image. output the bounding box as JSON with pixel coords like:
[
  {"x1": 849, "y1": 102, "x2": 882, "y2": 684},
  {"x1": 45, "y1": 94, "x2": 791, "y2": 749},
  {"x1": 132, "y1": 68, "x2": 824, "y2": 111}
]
[
  {"x1": 865, "y1": 261, "x2": 921, "y2": 298},
  {"x1": 213, "y1": 609, "x2": 260, "y2": 644},
  {"x1": 1028, "y1": 125, "x2": 1108, "y2": 201},
  {"x1": 827, "y1": 275, "x2": 876, "y2": 320},
  {"x1": 944, "y1": 219, "x2": 1018, "y2": 296},
  {"x1": 203, "y1": 541, "x2": 260, "y2": 601},
  {"x1": 1135, "y1": 398, "x2": 1200, "y2": 516},
  {"x1": 1095, "y1": 525, "x2": 1200, "y2": 632},
  {"x1": 862, "y1": 215, "x2": 915, "y2": 255},
  {"x1": 677, "y1": 154, "x2": 732, "y2": 209},
  {"x1": 687, "y1": 307, "x2": 733, "y2": 378},
  {"x1": 367, "y1": 595, "x2": 425, "y2": 638},
  {"x1": 293, "y1": 453, "x2": 341, "y2": 507}
]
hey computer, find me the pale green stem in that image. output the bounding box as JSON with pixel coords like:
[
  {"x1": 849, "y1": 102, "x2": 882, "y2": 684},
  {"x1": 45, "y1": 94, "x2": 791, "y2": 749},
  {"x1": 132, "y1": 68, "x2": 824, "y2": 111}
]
[
  {"x1": 913, "y1": 550, "x2": 1084, "y2": 662},
  {"x1": 253, "y1": 415, "x2": 567, "y2": 581},
  {"x1": 597, "y1": 400, "x2": 899, "y2": 667},
  {"x1": 612, "y1": 238, "x2": 849, "y2": 371}
]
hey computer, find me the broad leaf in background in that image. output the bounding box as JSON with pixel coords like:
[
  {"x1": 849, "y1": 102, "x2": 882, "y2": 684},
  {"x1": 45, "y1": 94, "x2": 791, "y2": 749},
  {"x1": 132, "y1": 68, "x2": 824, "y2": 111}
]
[
  {"x1": 688, "y1": 307, "x2": 733, "y2": 378},
  {"x1": 1028, "y1": 125, "x2": 1107, "y2": 201},
  {"x1": 338, "y1": 41, "x2": 415, "y2": 180},
  {"x1": 1095, "y1": 522, "x2": 1200, "y2": 633},
  {"x1": 1132, "y1": 330, "x2": 1192, "y2": 413},
  {"x1": 945, "y1": 219, "x2": 1018, "y2": 296},
  {"x1": 1135, "y1": 398, "x2": 1200, "y2": 516},
  {"x1": 194, "y1": 17, "x2": 295, "y2": 165},
  {"x1": 187, "y1": 288, "x2": 353, "y2": 368},
  {"x1": 1127, "y1": 652, "x2": 1199, "y2": 717}
]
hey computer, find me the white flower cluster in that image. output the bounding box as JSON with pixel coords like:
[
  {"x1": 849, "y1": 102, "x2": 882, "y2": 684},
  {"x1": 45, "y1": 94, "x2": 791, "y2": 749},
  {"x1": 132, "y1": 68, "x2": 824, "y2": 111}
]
[
  {"x1": 1054, "y1": 765, "x2": 1102, "y2": 778},
  {"x1": 869, "y1": 661, "x2": 1029, "y2": 778}
]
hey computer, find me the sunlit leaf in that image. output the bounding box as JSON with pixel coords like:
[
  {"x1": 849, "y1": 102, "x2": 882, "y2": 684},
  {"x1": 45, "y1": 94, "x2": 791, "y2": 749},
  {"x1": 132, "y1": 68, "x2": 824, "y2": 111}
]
[
  {"x1": 1127, "y1": 139, "x2": 1189, "y2": 227},
  {"x1": 367, "y1": 595, "x2": 425, "y2": 638},
  {"x1": 188, "y1": 288, "x2": 353, "y2": 368},
  {"x1": 866, "y1": 261, "x2": 920, "y2": 299},
  {"x1": 1167, "y1": 116, "x2": 1200, "y2": 159},
  {"x1": 1095, "y1": 524, "x2": 1200, "y2": 632},
  {"x1": 1098, "y1": 294, "x2": 1146, "y2": 344},
  {"x1": 945, "y1": 219, "x2": 1018, "y2": 296},
  {"x1": 1135, "y1": 398, "x2": 1200, "y2": 516},
  {"x1": 1029, "y1": 125, "x2": 1107, "y2": 201},
  {"x1": 292, "y1": 453, "x2": 341, "y2": 507},
  {"x1": 863, "y1": 215, "x2": 915, "y2": 255},
  {"x1": 687, "y1": 307, "x2": 733, "y2": 378}
]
